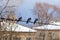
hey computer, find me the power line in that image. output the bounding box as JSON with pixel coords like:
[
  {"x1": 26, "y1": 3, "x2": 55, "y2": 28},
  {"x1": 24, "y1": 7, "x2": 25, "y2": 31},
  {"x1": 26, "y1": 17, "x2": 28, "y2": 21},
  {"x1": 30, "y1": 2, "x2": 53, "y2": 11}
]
[{"x1": 0, "y1": 17, "x2": 60, "y2": 26}]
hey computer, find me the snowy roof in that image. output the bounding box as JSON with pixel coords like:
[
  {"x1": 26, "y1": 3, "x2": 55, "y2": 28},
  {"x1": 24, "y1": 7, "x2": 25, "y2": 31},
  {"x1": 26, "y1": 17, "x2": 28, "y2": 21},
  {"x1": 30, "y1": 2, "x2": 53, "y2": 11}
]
[
  {"x1": 12, "y1": 24, "x2": 37, "y2": 32},
  {"x1": 33, "y1": 22, "x2": 60, "y2": 30},
  {"x1": 1, "y1": 21, "x2": 37, "y2": 32}
]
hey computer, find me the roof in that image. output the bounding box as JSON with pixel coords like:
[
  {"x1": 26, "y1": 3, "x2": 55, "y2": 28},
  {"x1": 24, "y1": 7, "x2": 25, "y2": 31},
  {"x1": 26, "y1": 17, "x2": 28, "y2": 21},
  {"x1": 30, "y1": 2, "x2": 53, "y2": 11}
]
[
  {"x1": 1, "y1": 21, "x2": 37, "y2": 32},
  {"x1": 33, "y1": 22, "x2": 60, "y2": 30}
]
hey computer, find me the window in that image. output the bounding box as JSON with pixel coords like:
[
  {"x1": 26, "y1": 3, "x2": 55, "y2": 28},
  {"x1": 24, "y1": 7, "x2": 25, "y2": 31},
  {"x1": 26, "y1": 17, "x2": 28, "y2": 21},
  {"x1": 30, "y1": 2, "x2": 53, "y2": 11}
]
[
  {"x1": 26, "y1": 37, "x2": 31, "y2": 40},
  {"x1": 13, "y1": 37, "x2": 20, "y2": 40}
]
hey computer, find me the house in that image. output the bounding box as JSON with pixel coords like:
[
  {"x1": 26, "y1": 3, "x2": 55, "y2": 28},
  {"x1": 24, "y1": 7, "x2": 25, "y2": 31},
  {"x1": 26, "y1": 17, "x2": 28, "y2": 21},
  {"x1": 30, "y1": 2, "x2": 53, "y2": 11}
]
[
  {"x1": 33, "y1": 22, "x2": 60, "y2": 40},
  {"x1": 0, "y1": 21, "x2": 37, "y2": 40},
  {"x1": 1, "y1": 21, "x2": 60, "y2": 40}
]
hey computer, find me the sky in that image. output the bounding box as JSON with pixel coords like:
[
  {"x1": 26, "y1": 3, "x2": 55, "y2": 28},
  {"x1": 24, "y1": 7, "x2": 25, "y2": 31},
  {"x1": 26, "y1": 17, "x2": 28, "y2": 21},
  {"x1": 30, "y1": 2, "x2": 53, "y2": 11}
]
[
  {"x1": 17, "y1": 0, "x2": 60, "y2": 18},
  {"x1": 16, "y1": 0, "x2": 60, "y2": 27},
  {"x1": 0, "y1": 0, "x2": 60, "y2": 27}
]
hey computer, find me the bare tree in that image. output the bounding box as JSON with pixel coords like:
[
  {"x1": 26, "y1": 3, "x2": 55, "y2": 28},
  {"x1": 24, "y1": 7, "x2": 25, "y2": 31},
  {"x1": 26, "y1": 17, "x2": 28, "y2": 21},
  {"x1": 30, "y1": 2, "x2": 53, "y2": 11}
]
[
  {"x1": 33, "y1": 3, "x2": 60, "y2": 25},
  {"x1": 33, "y1": 3, "x2": 60, "y2": 40},
  {"x1": 3, "y1": 1, "x2": 24, "y2": 40},
  {"x1": 0, "y1": 0, "x2": 9, "y2": 30},
  {"x1": 0, "y1": 0, "x2": 9, "y2": 40},
  {"x1": 0, "y1": 0, "x2": 23, "y2": 40}
]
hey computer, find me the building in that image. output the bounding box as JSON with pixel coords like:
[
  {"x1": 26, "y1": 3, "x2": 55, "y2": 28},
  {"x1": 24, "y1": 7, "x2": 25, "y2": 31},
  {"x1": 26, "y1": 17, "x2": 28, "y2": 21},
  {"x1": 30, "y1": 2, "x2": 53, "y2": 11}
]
[
  {"x1": 0, "y1": 21, "x2": 37, "y2": 40},
  {"x1": 33, "y1": 22, "x2": 60, "y2": 40},
  {"x1": 1, "y1": 21, "x2": 60, "y2": 40}
]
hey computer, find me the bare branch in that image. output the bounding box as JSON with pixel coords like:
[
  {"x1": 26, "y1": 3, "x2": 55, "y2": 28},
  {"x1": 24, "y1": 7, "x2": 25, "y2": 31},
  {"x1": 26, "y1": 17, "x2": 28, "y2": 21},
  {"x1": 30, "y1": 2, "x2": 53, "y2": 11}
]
[
  {"x1": 1, "y1": 0, "x2": 9, "y2": 13},
  {"x1": 33, "y1": 3, "x2": 60, "y2": 25}
]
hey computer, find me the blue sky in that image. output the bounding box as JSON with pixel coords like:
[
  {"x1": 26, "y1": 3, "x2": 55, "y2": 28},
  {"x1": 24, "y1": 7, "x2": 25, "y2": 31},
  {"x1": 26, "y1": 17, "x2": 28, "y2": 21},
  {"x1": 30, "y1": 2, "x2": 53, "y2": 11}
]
[
  {"x1": 16, "y1": 0, "x2": 60, "y2": 26},
  {"x1": 17, "y1": 0, "x2": 60, "y2": 19},
  {"x1": 0, "y1": 0, "x2": 60, "y2": 27}
]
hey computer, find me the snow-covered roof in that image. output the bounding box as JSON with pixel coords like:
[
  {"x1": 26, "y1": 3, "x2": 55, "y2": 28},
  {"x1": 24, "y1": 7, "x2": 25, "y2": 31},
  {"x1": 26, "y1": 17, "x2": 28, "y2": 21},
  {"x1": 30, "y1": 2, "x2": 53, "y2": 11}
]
[
  {"x1": 1, "y1": 21, "x2": 37, "y2": 32},
  {"x1": 12, "y1": 24, "x2": 37, "y2": 32},
  {"x1": 33, "y1": 22, "x2": 60, "y2": 30}
]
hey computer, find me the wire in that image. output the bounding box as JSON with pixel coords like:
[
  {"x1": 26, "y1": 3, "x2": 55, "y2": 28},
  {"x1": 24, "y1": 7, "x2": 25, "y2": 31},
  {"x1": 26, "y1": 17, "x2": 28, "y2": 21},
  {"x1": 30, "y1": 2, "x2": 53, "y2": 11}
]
[{"x1": 0, "y1": 17, "x2": 60, "y2": 26}]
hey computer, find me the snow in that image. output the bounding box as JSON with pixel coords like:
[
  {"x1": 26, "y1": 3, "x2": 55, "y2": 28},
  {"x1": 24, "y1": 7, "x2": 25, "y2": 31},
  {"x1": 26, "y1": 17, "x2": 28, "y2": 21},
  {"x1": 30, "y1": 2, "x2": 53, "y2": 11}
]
[
  {"x1": 12, "y1": 24, "x2": 37, "y2": 32},
  {"x1": 33, "y1": 22, "x2": 60, "y2": 30},
  {"x1": 1, "y1": 21, "x2": 37, "y2": 32},
  {"x1": 2, "y1": 21, "x2": 60, "y2": 32},
  {"x1": 51, "y1": 22, "x2": 60, "y2": 26}
]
